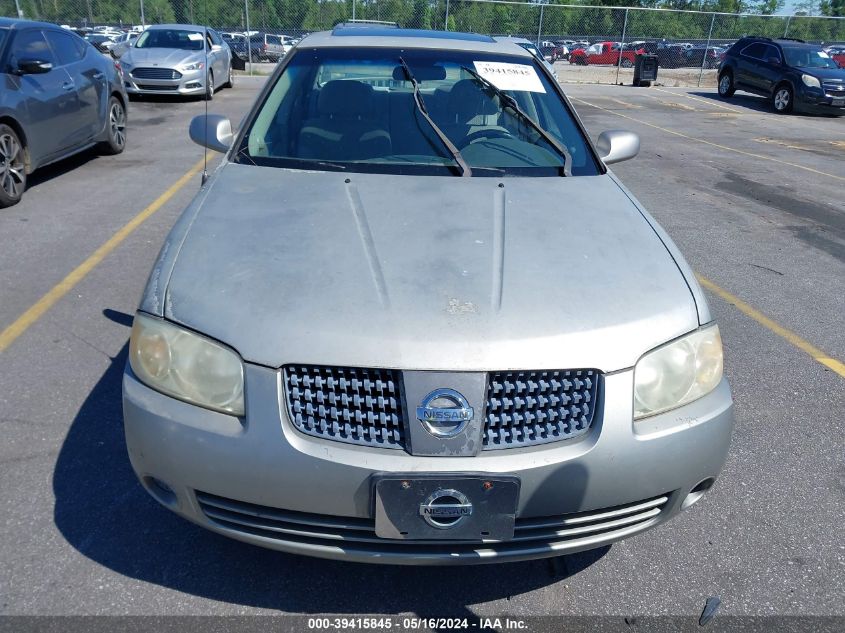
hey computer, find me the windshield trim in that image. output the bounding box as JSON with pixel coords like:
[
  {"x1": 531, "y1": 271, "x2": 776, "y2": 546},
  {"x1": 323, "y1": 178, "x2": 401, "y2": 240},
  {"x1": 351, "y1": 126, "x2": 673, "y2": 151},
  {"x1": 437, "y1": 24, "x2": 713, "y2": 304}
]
[{"x1": 230, "y1": 45, "x2": 604, "y2": 178}]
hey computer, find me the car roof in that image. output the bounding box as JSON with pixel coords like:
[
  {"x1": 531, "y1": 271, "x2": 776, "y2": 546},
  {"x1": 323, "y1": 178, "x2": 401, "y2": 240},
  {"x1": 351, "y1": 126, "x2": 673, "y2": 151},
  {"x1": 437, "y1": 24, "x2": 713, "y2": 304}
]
[
  {"x1": 494, "y1": 36, "x2": 533, "y2": 45},
  {"x1": 738, "y1": 36, "x2": 818, "y2": 49},
  {"x1": 300, "y1": 26, "x2": 532, "y2": 57},
  {"x1": 146, "y1": 24, "x2": 209, "y2": 33},
  {"x1": 0, "y1": 17, "x2": 65, "y2": 30}
]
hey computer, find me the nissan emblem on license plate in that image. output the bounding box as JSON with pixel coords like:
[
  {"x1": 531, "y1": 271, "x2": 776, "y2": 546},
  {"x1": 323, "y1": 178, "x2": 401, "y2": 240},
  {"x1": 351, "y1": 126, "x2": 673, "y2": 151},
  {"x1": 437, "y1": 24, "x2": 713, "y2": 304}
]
[{"x1": 373, "y1": 475, "x2": 519, "y2": 541}]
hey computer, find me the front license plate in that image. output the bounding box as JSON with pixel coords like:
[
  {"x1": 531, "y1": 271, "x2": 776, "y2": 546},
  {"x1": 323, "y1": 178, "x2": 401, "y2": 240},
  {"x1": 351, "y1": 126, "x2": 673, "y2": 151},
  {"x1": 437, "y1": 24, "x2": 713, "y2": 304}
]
[
  {"x1": 374, "y1": 475, "x2": 520, "y2": 541},
  {"x1": 832, "y1": 98, "x2": 844, "y2": 107}
]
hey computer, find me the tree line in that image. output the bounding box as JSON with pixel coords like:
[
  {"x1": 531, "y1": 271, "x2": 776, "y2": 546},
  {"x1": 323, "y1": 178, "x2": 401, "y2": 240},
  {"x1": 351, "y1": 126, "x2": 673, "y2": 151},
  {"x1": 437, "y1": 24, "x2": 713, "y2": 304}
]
[{"x1": 2, "y1": 0, "x2": 843, "y2": 42}]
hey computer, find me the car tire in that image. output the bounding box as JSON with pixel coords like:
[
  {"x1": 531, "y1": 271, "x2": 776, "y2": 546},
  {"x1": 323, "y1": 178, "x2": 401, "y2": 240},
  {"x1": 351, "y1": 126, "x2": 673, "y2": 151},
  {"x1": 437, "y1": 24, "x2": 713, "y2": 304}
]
[
  {"x1": 204, "y1": 70, "x2": 214, "y2": 101},
  {"x1": 0, "y1": 124, "x2": 26, "y2": 208},
  {"x1": 99, "y1": 96, "x2": 127, "y2": 156},
  {"x1": 223, "y1": 64, "x2": 234, "y2": 89},
  {"x1": 718, "y1": 71, "x2": 735, "y2": 98},
  {"x1": 773, "y1": 84, "x2": 793, "y2": 114},
  {"x1": 621, "y1": 58, "x2": 634, "y2": 68}
]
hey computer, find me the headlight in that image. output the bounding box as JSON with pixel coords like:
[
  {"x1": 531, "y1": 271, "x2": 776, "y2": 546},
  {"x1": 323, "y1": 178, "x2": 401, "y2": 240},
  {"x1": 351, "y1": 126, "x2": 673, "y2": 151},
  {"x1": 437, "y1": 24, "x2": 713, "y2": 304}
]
[
  {"x1": 129, "y1": 313, "x2": 244, "y2": 415},
  {"x1": 180, "y1": 61, "x2": 205, "y2": 71},
  {"x1": 633, "y1": 325, "x2": 723, "y2": 420},
  {"x1": 801, "y1": 74, "x2": 821, "y2": 88}
]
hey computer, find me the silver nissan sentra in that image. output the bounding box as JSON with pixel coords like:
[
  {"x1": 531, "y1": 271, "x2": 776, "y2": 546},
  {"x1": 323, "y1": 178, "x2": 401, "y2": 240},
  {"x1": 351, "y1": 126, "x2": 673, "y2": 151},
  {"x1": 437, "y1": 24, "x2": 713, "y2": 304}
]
[{"x1": 123, "y1": 25, "x2": 733, "y2": 565}]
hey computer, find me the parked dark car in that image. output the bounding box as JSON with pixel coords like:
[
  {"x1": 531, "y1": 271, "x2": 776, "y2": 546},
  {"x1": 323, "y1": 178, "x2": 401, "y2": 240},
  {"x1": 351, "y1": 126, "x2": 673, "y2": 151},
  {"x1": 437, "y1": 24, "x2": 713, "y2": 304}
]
[
  {"x1": 650, "y1": 43, "x2": 691, "y2": 68},
  {"x1": 538, "y1": 43, "x2": 556, "y2": 62},
  {"x1": 230, "y1": 32, "x2": 290, "y2": 62},
  {"x1": 0, "y1": 18, "x2": 128, "y2": 207},
  {"x1": 718, "y1": 36, "x2": 845, "y2": 114},
  {"x1": 685, "y1": 46, "x2": 722, "y2": 69},
  {"x1": 83, "y1": 32, "x2": 117, "y2": 53}
]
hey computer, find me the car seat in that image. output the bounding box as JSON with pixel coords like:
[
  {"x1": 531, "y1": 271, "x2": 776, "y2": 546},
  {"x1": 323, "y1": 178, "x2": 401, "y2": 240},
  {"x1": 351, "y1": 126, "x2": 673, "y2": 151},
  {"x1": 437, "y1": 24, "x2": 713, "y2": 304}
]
[{"x1": 298, "y1": 80, "x2": 392, "y2": 161}]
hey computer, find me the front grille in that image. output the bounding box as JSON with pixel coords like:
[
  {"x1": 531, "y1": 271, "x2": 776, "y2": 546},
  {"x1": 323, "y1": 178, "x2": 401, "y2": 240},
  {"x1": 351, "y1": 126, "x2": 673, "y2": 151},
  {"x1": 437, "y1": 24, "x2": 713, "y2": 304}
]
[
  {"x1": 283, "y1": 365, "x2": 405, "y2": 449},
  {"x1": 823, "y1": 83, "x2": 845, "y2": 98},
  {"x1": 136, "y1": 84, "x2": 179, "y2": 91},
  {"x1": 195, "y1": 491, "x2": 668, "y2": 557},
  {"x1": 483, "y1": 370, "x2": 599, "y2": 449},
  {"x1": 132, "y1": 67, "x2": 181, "y2": 80}
]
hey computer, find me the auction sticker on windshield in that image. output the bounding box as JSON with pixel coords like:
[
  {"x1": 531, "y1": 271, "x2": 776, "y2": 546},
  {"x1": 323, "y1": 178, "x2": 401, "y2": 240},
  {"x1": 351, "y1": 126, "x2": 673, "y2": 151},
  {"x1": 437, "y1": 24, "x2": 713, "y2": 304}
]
[{"x1": 472, "y1": 61, "x2": 545, "y2": 93}]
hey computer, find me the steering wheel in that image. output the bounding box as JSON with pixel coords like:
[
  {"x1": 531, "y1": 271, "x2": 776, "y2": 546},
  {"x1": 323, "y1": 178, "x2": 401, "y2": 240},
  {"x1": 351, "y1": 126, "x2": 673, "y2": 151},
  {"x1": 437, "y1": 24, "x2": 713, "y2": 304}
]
[{"x1": 457, "y1": 128, "x2": 512, "y2": 149}]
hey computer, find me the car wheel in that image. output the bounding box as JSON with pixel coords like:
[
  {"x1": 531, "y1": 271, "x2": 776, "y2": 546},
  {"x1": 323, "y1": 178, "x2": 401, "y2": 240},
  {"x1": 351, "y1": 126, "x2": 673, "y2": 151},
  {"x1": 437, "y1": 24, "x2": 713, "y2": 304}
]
[
  {"x1": 204, "y1": 70, "x2": 214, "y2": 101},
  {"x1": 621, "y1": 58, "x2": 633, "y2": 68},
  {"x1": 773, "y1": 85, "x2": 793, "y2": 113},
  {"x1": 0, "y1": 124, "x2": 26, "y2": 208},
  {"x1": 99, "y1": 96, "x2": 127, "y2": 155},
  {"x1": 718, "y1": 71, "x2": 735, "y2": 98},
  {"x1": 223, "y1": 63, "x2": 234, "y2": 89}
]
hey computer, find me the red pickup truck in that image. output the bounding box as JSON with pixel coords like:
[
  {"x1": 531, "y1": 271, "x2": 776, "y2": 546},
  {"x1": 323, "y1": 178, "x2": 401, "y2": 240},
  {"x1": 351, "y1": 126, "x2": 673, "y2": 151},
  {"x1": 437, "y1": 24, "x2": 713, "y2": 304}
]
[{"x1": 569, "y1": 41, "x2": 641, "y2": 67}]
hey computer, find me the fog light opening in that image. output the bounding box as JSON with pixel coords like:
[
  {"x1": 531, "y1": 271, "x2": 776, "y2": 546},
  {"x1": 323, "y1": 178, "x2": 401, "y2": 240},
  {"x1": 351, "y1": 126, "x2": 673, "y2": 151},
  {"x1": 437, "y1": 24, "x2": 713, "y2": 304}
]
[
  {"x1": 143, "y1": 476, "x2": 178, "y2": 508},
  {"x1": 682, "y1": 477, "x2": 715, "y2": 510}
]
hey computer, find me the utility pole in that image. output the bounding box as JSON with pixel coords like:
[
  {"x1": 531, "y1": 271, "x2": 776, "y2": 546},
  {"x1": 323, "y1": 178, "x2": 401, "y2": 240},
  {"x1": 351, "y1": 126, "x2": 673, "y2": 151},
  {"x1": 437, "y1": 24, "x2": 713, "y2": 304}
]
[
  {"x1": 14, "y1": 0, "x2": 23, "y2": 18},
  {"x1": 698, "y1": 12, "x2": 716, "y2": 88},
  {"x1": 245, "y1": 0, "x2": 252, "y2": 74},
  {"x1": 140, "y1": 0, "x2": 146, "y2": 27},
  {"x1": 536, "y1": 2, "x2": 545, "y2": 48}
]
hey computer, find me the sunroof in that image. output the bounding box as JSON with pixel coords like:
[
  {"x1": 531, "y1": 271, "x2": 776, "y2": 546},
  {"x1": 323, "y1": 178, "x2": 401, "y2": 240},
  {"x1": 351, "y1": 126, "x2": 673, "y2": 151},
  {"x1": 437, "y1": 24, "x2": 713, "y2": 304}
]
[{"x1": 331, "y1": 27, "x2": 494, "y2": 43}]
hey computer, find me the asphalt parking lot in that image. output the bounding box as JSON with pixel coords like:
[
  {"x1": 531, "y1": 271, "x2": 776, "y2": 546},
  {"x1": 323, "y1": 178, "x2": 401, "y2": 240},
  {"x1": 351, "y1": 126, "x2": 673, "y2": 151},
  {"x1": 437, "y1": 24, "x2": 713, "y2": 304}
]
[{"x1": 1, "y1": 75, "x2": 843, "y2": 619}]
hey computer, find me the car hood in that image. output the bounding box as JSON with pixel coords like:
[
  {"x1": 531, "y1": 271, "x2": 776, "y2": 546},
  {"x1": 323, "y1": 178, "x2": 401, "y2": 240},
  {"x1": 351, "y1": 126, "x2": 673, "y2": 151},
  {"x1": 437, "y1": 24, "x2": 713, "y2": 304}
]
[
  {"x1": 123, "y1": 47, "x2": 201, "y2": 67},
  {"x1": 160, "y1": 165, "x2": 698, "y2": 372},
  {"x1": 794, "y1": 66, "x2": 845, "y2": 80}
]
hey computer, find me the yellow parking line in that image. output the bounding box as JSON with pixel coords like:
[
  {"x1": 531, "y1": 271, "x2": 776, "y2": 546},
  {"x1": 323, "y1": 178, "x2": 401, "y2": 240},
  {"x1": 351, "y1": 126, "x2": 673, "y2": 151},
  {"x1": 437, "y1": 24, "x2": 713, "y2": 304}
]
[
  {"x1": 639, "y1": 93, "x2": 697, "y2": 111},
  {"x1": 651, "y1": 86, "x2": 746, "y2": 114},
  {"x1": 570, "y1": 96, "x2": 845, "y2": 182},
  {"x1": 0, "y1": 156, "x2": 207, "y2": 354},
  {"x1": 697, "y1": 275, "x2": 845, "y2": 379},
  {"x1": 753, "y1": 137, "x2": 819, "y2": 152},
  {"x1": 610, "y1": 97, "x2": 642, "y2": 109}
]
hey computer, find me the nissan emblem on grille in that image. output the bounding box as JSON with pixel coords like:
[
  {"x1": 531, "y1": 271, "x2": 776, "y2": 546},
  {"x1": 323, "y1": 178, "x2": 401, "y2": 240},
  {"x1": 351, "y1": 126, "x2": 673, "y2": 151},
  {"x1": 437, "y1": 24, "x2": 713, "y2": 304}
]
[
  {"x1": 416, "y1": 388, "x2": 474, "y2": 438},
  {"x1": 419, "y1": 489, "x2": 473, "y2": 529}
]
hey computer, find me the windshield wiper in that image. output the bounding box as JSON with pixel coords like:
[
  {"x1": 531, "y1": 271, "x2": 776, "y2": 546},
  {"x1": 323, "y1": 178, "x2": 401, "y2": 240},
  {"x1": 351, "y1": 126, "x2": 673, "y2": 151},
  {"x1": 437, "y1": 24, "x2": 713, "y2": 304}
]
[
  {"x1": 460, "y1": 65, "x2": 572, "y2": 176},
  {"x1": 399, "y1": 57, "x2": 471, "y2": 177}
]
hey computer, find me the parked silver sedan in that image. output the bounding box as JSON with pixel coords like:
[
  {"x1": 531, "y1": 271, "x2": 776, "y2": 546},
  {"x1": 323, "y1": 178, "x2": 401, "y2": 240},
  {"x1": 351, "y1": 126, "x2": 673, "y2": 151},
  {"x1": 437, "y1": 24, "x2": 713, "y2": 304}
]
[
  {"x1": 119, "y1": 24, "x2": 233, "y2": 99},
  {"x1": 124, "y1": 26, "x2": 733, "y2": 564}
]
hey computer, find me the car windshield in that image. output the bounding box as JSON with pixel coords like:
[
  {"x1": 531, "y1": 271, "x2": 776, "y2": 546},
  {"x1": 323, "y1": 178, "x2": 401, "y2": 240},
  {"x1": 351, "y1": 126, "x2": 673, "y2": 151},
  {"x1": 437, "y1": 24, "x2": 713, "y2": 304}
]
[
  {"x1": 238, "y1": 47, "x2": 598, "y2": 177},
  {"x1": 783, "y1": 46, "x2": 839, "y2": 69},
  {"x1": 135, "y1": 29, "x2": 204, "y2": 51}
]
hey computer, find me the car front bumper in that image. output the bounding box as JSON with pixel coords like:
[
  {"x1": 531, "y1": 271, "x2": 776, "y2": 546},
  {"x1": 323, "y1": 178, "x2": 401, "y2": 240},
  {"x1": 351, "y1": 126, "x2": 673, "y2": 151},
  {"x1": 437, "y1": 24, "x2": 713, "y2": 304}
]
[
  {"x1": 796, "y1": 86, "x2": 845, "y2": 114},
  {"x1": 123, "y1": 364, "x2": 734, "y2": 565},
  {"x1": 123, "y1": 67, "x2": 206, "y2": 96}
]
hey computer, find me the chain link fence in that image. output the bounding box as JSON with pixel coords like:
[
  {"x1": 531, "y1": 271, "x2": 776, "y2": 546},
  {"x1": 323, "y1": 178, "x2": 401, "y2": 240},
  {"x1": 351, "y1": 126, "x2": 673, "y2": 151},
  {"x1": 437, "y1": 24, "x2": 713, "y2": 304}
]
[{"x1": 3, "y1": 0, "x2": 844, "y2": 87}]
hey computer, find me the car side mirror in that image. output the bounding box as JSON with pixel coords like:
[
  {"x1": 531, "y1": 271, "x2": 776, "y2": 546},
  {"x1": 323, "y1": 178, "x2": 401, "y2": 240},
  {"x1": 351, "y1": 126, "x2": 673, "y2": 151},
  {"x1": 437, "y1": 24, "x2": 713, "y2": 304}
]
[
  {"x1": 16, "y1": 58, "x2": 53, "y2": 75},
  {"x1": 767, "y1": 57, "x2": 781, "y2": 65},
  {"x1": 189, "y1": 114, "x2": 233, "y2": 153},
  {"x1": 596, "y1": 130, "x2": 640, "y2": 165}
]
